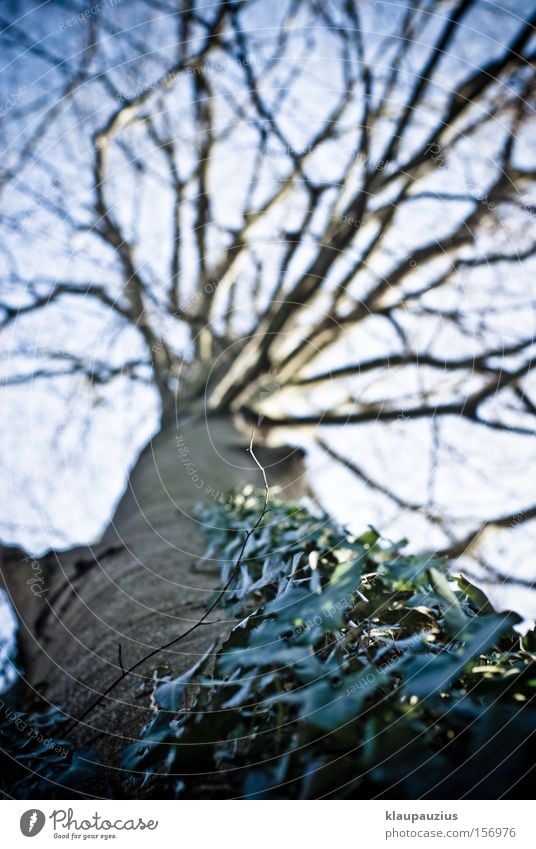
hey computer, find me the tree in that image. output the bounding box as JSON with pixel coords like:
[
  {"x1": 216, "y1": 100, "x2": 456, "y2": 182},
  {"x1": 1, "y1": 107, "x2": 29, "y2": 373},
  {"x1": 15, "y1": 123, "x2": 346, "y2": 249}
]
[{"x1": 0, "y1": 0, "x2": 535, "y2": 775}]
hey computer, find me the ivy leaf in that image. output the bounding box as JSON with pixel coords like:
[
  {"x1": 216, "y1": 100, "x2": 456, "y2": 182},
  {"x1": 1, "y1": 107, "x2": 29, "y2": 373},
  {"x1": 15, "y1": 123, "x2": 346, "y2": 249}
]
[{"x1": 274, "y1": 665, "x2": 385, "y2": 732}]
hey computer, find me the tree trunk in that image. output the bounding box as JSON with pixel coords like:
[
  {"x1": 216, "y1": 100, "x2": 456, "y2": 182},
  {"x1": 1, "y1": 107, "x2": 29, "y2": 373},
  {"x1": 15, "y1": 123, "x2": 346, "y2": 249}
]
[{"x1": 0, "y1": 414, "x2": 308, "y2": 774}]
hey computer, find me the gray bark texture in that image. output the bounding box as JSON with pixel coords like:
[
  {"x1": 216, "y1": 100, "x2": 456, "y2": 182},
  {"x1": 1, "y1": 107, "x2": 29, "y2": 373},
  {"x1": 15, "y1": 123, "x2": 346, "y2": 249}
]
[{"x1": 0, "y1": 414, "x2": 308, "y2": 774}]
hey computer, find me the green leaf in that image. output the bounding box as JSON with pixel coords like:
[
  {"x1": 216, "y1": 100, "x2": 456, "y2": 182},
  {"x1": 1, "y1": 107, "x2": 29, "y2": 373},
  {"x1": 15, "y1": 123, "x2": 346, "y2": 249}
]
[
  {"x1": 154, "y1": 645, "x2": 214, "y2": 712},
  {"x1": 428, "y1": 566, "x2": 468, "y2": 636},
  {"x1": 275, "y1": 665, "x2": 385, "y2": 732}
]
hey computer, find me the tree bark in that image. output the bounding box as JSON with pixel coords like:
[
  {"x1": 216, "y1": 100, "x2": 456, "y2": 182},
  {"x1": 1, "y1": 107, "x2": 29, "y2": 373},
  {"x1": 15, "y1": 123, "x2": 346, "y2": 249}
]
[{"x1": 0, "y1": 414, "x2": 308, "y2": 777}]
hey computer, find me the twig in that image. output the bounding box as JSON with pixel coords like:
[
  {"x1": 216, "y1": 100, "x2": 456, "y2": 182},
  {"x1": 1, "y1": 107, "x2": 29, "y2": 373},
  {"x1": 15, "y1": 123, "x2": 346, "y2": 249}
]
[{"x1": 63, "y1": 430, "x2": 270, "y2": 736}]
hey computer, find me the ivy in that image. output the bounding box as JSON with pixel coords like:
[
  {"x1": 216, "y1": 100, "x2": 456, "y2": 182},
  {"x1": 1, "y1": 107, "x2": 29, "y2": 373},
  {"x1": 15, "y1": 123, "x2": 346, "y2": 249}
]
[
  {"x1": 121, "y1": 488, "x2": 536, "y2": 799},
  {"x1": 3, "y1": 488, "x2": 534, "y2": 798}
]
